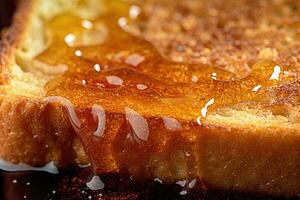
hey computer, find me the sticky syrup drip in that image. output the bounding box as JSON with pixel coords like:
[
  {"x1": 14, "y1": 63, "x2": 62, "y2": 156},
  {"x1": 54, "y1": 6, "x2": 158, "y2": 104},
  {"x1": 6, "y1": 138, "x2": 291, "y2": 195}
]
[{"x1": 37, "y1": 0, "x2": 300, "y2": 188}]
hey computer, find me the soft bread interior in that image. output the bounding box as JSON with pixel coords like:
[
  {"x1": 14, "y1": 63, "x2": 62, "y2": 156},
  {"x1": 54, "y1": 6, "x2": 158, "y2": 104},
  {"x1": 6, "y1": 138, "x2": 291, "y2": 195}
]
[
  {"x1": 0, "y1": 0, "x2": 100, "y2": 170},
  {"x1": 6, "y1": 0, "x2": 103, "y2": 97}
]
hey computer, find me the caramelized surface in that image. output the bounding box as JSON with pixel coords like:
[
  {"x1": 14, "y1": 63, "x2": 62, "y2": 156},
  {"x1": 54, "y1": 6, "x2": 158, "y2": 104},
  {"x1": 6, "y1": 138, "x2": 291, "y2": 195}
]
[{"x1": 36, "y1": 0, "x2": 300, "y2": 178}]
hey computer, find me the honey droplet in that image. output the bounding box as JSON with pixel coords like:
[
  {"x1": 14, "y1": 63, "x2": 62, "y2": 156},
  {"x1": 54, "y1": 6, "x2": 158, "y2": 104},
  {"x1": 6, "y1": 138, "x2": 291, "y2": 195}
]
[
  {"x1": 86, "y1": 175, "x2": 105, "y2": 190},
  {"x1": 106, "y1": 75, "x2": 124, "y2": 86},
  {"x1": 92, "y1": 104, "x2": 106, "y2": 137},
  {"x1": 94, "y1": 64, "x2": 101, "y2": 72},
  {"x1": 129, "y1": 5, "x2": 141, "y2": 19},
  {"x1": 125, "y1": 53, "x2": 145, "y2": 67},
  {"x1": 125, "y1": 107, "x2": 149, "y2": 142},
  {"x1": 136, "y1": 84, "x2": 148, "y2": 91},
  {"x1": 163, "y1": 117, "x2": 182, "y2": 131},
  {"x1": 75, "y1": 50, "x2": 83, "y2": 57},
  {"x1": 270, "y1": 65, "x2": 281, "y2": 80},
  {"x1": 82, "y1": 20, "x2": 93, "y2": 29}
]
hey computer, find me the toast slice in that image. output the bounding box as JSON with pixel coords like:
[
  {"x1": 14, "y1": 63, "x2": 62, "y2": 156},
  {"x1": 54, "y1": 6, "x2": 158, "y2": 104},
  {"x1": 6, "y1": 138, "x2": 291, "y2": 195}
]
[{"x1": 1, "y1": 0, "x2": 300, "y2": 197}]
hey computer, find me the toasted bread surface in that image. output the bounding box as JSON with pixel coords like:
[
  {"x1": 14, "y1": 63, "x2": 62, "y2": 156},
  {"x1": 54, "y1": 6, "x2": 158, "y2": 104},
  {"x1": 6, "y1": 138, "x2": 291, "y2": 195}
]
[
  {"x1": 0, "y1": 0, "x2": 90, "y2": 167},
  {"x1": 1, "y1": 0, "x2": 300, "y2": 197}
]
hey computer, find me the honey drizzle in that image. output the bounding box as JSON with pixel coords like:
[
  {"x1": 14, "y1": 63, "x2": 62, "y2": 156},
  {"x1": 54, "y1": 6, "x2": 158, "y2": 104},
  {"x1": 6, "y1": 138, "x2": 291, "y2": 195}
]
[{"x1": 37, "y1": 0, "x2": 300, "y2": 184}]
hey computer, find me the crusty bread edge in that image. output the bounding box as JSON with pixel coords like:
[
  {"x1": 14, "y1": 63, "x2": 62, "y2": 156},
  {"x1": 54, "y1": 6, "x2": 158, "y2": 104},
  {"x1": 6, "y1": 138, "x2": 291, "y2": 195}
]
[
  {"x1": 0, "y1": 0, "x2": 90, "y2": 167},
  {"x1": 0, "y1": 0, "x2": 36, "y2": 85}
]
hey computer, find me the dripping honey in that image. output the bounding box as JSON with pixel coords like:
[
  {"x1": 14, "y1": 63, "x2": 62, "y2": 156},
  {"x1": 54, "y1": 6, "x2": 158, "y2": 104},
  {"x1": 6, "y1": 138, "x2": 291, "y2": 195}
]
[{"x1": 35, "y1": 0, "x2": 300, "y2": 177}]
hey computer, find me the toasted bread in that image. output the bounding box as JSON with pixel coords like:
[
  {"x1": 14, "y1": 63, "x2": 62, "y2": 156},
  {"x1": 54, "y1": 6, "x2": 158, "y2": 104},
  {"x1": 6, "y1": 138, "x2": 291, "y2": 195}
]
[{"x1": 1, "y1": 0, "x2": 300, "y2": 197}]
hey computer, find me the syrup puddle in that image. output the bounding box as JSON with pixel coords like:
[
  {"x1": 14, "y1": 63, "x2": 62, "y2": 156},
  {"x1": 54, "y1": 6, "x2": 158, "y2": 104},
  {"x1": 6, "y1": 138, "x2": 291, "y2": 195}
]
[
  {"x1": 64, "y1": 21, "x2": 108, "y2": 47},
  {"x1": 0, "y1": 159, "x2": 58, "y2": 174}
]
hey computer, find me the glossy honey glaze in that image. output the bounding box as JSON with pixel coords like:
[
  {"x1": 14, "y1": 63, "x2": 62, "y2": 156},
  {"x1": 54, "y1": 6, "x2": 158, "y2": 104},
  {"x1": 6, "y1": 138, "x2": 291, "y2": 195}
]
[{"x1": 35, "y1": 0, "x2": 300, "y2": 184}]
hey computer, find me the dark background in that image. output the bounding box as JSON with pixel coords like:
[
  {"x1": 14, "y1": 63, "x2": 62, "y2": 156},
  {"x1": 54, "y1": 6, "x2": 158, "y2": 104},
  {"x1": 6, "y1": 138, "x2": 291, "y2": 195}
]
[{"x1": 0, "y1": 0, "x2": 16, "y2": 31}]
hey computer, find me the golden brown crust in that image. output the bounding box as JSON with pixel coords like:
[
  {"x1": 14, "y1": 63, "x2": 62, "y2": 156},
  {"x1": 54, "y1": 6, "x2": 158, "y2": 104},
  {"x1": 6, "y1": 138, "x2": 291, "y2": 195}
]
[
  {"x1": 0, "y1": 0, "x2": 90, "y2": 168},
  {"x1": 0, "y1": 0, "x2": 89, "y2": 164},
  {"x1": 130, "y1": 0, "x2": 300, "y2": 78},
  {"x1": 198, "y1": 124, "x2": 300, "y2": 196},
  {"x1": 0, "y1": 95, "x2": 89, "y2": 167}
]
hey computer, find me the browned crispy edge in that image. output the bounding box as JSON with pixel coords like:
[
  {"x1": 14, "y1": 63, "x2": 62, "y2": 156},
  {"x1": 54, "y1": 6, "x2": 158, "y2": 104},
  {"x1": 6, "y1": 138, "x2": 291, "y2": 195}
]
[
  {"x1": 0, "y1": 0, "x2": 35, "y2": 85},
  {"x1": 0, "y1": 0, "x2": 89, "y2": 167}
]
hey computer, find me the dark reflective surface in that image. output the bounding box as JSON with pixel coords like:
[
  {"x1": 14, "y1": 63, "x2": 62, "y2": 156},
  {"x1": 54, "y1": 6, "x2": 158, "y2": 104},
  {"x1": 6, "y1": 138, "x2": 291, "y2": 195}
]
[
  {"x1": 0, "y1": 169, "x2": 289, "y2": 200},
  {"x1": 0, "y1": 170, "x2": 59, "y2": 200},
  {"x1": 0, "y1": 0, "x2": 15, "y2": 31}
]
